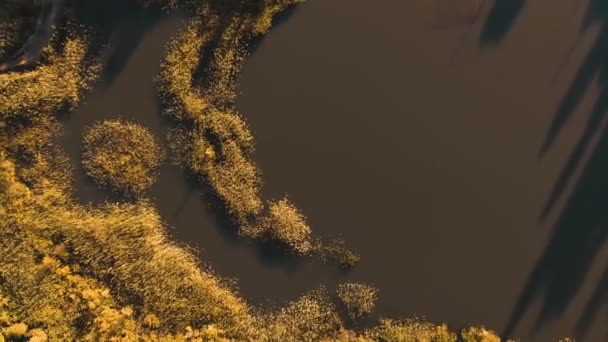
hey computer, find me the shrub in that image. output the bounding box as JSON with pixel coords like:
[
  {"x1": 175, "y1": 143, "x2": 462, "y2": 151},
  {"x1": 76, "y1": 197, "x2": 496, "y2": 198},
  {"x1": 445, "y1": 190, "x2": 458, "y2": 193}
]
[
  {"x1": 82, "y1": 120, "x2": 163, "y2": 197},
  {"x1": 460, "y1": 326, "x2": 501, "y2": 342},
  {"x1": 319, "y1": 239, "x2": 361, "y2": 268},
  {"x1": 262, "y1": 198, "x2": 313, "y2": 254},
  {"x1": 336, "y1": 283, "x2": 378, "y2": 320}
]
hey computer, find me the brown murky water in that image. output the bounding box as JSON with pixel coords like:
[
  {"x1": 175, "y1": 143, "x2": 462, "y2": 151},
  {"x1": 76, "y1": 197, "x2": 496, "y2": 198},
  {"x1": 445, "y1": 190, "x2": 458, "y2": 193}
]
[{"x1": 56, "y1": 0, "x2": 608, "y2": 340}]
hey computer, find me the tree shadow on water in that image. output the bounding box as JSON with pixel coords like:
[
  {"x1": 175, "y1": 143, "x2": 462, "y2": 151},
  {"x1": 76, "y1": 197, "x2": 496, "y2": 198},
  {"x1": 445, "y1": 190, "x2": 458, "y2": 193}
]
[
  {"x1": 71, "y1": 0, "x2": 167, "y2": 87},
  {"x1": 538, "y1": 0, "x2": 608, "y2": 162},
  {"x1": 479, "y1": 0, "x2": 526, "y2": 47},
  {"x1": 504, "y1": 1, "x2": 608, "y2": 339},
  {"x1": 504, "y1": 127, "x2": 608, "y2": 339}
]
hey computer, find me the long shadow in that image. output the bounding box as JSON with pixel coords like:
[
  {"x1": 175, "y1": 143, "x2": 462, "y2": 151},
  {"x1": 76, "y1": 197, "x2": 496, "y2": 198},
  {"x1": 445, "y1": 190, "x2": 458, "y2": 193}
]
[
  {"x1": 504, "y1": 0, "x2": 608, "y2": 339},
  {"x1": 538, "y1": 42, "x2": 608, "y2": 220},
  {"x1": 504, "y1": 125, "x2": 608, "y2": 339},
  {"x1": 479, "y1": 0, "x2": 526, "y2": 47},
  {"x1": 71, "y1": 0, "x2": 167, "y2": 87},
  {"x1": 576, "y1": 259, "x2": 608, "y2": 337},
  {"x1": 538, "y1": 1, "x2": 608, "y2": 161}
]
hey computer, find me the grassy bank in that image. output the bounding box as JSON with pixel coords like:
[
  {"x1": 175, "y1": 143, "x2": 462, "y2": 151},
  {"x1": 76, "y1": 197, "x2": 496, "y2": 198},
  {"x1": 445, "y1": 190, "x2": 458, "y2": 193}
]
[{"x1": 0, "y1": 148, "x2": 508, "y2": 340}]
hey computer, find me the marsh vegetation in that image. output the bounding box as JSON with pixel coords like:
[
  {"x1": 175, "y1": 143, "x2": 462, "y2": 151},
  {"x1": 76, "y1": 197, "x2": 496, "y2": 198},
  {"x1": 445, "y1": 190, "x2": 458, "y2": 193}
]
[
  {"x1": 82, "y1": 120, "x2": 164, "y2": 198},
  {"x1": 336, "y1": 283, "x2": 378, "y2": 321}
]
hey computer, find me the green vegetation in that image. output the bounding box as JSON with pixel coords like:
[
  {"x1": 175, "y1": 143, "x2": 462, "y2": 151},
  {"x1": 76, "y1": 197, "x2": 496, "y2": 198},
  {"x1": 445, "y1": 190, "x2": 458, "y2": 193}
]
[
  {"x1": 337, "y1": 283, "x2": 378, "y2": 321},
  {"x1": 0, "y1": 1, "x2": 543, "y2": 341},
  {"x1": 82, "y1": 120, "x2": 164, "y2": 197}
]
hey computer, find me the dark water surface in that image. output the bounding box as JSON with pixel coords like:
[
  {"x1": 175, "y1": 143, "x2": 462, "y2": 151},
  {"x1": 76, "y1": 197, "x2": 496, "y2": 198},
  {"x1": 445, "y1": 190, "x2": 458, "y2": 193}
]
[
  {"x1": 55, "y1": 0, "x2": 608, "y2": 340},
  {"x1": 236, "y1": 0, "x2": 608, "y2": 340}
]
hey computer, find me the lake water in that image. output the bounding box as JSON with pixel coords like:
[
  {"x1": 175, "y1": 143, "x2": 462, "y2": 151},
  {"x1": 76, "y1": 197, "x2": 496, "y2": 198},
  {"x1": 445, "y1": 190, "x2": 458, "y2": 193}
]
[
  {"x1": 236, "y1": 0, "x2": 608, "y2": 340},
  {"x1": 56, "y1": 0, "x2": 608, "y2": 340}
]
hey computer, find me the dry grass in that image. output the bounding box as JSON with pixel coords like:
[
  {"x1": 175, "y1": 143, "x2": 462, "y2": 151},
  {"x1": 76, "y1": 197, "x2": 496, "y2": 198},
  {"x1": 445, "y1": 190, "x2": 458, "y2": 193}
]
[
  {"x1": 461, "y1": 326, "x2": 502, "y2": 342},
  {"x1": 365, "y1": 319, "x2": 458, "y2": 342},
  {"x1": 82, "y1": 120, "x2": 164, "y2": 197},
  {"x1": 261, "y1": 198, "x2": 313, "y2": 254},
  {"x1": 0, "y1": 30, "x2": 99, "y2": 119},
  {"x1": 337, "y1": 283, "x2": 378, "y2": 321}
]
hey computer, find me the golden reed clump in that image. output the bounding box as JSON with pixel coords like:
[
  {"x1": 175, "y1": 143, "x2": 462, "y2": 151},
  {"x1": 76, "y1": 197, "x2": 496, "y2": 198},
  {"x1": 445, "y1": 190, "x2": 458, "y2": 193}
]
[
  {"x1": 82, "y1": 120, "x2": 164, "y2": 197},
  {"x1": 336, "y1": 283, "x2": 378, "y2": 321},
  {"x1": 262, "y1": 198, "x2": 313, "y2": 254}
]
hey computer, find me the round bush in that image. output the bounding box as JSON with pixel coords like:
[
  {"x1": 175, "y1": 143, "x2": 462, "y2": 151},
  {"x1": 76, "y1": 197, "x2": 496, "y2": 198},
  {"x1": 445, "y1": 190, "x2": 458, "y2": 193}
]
[
  {"x1": 82, "y1": 120, "x2": 163, "y2": 197},
  {"x1": 263, "y1": 198, "x2": 313, "y2": 254},
  {"x1": 337, "y1": 283, "x2": 378, "y2": 320}
]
